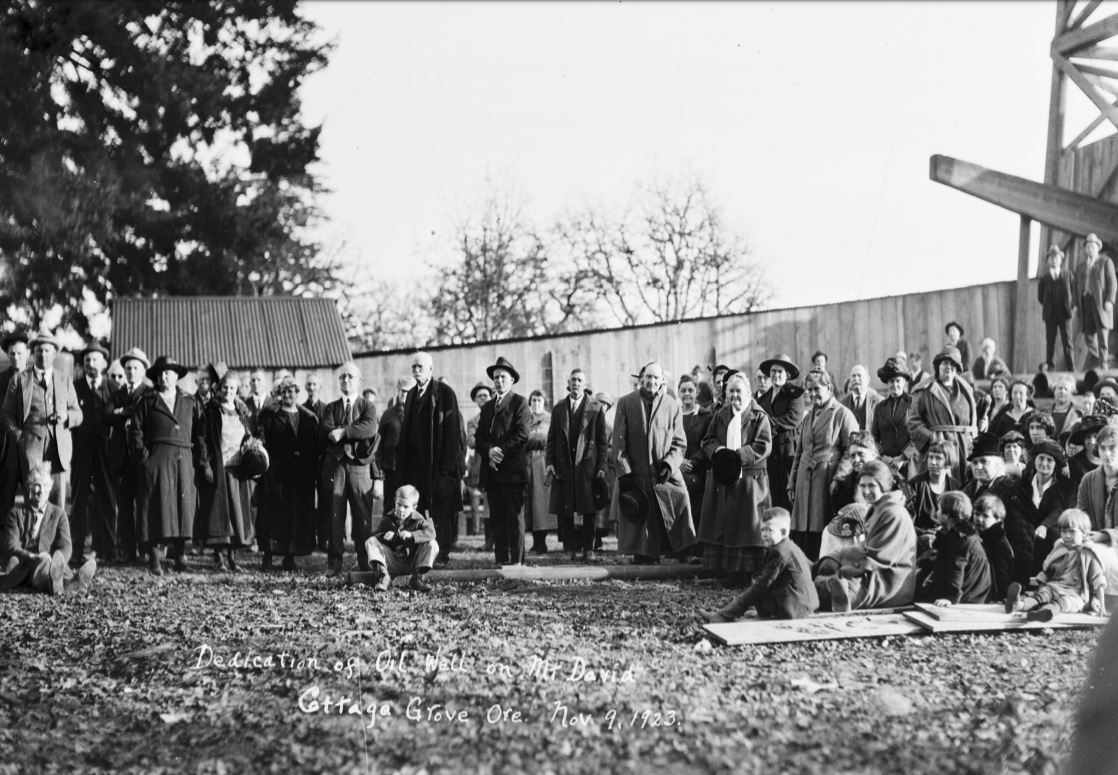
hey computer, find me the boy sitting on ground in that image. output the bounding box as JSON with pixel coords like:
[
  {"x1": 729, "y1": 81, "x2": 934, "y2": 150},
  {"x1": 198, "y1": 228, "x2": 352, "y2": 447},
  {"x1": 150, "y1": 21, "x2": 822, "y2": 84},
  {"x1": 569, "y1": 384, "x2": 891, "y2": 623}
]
[
  {"x1": 365, "y1": 484, "x2": 438, "y2": 593},
  {"x1": 975, "y1": 493, "x2": 1015, "y2": 602},
  {"x1": 702, "y1": 508, "x2": 818, "y2": 622},
  {"x1": 1, "y1": 465, "x2": 96, "y2": 595},
  {"x1": 1005, "y1": 509, "x2": 1107, "y2": 622},
  {"x1": 915, "y1": 491, "x2": 992, "y2": 605}
]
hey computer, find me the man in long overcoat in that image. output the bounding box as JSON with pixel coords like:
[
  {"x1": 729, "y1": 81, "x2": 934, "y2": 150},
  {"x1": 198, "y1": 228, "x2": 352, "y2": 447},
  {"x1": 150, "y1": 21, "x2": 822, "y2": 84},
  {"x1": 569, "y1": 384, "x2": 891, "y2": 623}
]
[
  {"x1": 397, "y1": 351, "x2": 465, "y2": 566},
  {"x1": 70, "y1": 343, "x2": 117, "y2": 566},
  {"x1": 1076, "y1": 232, "x2": 1117, "y2": 370},
  {"x1": 0, "y1": 331, "x2": 29, "y2": 517},
  {"x1": 907, "y1": 346, "x2": 977, "y2": 483},
  {"x1": 1037, "y1": 244, "x2": 1075, "y2": 371},
  {"x1": 610, "y1": 362, "x2": 696, "y2": 562},
  {"x1": 545, "y1": 368, "x2": 608, "y2": 561}
]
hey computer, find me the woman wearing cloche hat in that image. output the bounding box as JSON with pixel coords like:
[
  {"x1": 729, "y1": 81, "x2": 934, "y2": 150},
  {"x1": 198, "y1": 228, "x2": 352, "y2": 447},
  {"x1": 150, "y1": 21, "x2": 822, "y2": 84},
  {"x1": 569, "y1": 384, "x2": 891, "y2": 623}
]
[{"x1": 908, "y1": 346, "x2": 977, "y2": 482}]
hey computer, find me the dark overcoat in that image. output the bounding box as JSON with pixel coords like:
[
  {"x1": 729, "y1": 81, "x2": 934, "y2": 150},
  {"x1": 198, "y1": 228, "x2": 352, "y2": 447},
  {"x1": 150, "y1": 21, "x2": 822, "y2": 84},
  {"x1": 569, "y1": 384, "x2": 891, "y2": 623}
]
[
  {"x1": 257, "y1": 403, "x2": 319, "y2": 555},
  {"x1": 476, "y1": 392, "x2": 531, "y2": 487},
  {"x1": 546, "y1": 396, "x2": 608, "y2": 518},
  {"x1": 196, "y1": 399, "x2": 255, "y2": 546},
  {"x1": 397, "y1": 380, "x2": 465, "y2": 516}
]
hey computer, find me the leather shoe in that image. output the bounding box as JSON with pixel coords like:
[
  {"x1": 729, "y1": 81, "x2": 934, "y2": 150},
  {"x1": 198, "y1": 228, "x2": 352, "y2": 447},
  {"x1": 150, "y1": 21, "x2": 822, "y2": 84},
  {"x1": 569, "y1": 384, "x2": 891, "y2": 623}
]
[
  {"x1": 215, "y1": 552, "x2": 231, "y2": 572},
  {"x1": 582, "y1": 550, "x2": 597, "y2": 563},
  {"x1": 148, "y1": 551, "x2": 164, "y2": 577},
  {"x1": 281, "y1": 556, "x2": 297, "y2": 572},
  {"x1": 408, "y1": 575, "x2": 432, "y2": 593},
  {"x1": 700, "y1": 609, "x2": 731, "y2": 624}
]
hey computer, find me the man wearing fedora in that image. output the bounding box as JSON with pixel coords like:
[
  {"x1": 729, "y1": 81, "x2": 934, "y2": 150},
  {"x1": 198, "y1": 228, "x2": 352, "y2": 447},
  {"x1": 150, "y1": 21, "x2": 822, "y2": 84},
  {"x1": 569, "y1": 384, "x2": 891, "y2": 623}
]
[
  {"x1": 610, "y1": 362, "x2": 696, "y2": 563},
  {"x1": 398, "y1": 352, "x2": 465, "y2": 567},
  {"x1": 70, "y1": 341, "x2": 117, "y2": 566},
  {"x1": 758, "y1": 353, "x2": 805, "y2": 511},
  {"x1": 545, "y1": 368, "x2": 609, "y2": 562},
  {"x1": 907, "y1": 346, "x2": 977, "y2": 482},
  {"x1": 871, "y1": 357, "x2": 916, "y2": 476},
  {"x1": 1, "y1": 329, "x2": 82, "y2": 510},
  {"x1": 475, "y1": 356, "x2": 531, "y2": 566},
  {"x1": 1076, "y1": 232, "x2": 1116, "y2": 370},
  {"x1": 0, "y1": 331, "x2": 29, "y2": 517},
  {"x1": 106, "y1": 347, "x2": 151, "y2": 563}
]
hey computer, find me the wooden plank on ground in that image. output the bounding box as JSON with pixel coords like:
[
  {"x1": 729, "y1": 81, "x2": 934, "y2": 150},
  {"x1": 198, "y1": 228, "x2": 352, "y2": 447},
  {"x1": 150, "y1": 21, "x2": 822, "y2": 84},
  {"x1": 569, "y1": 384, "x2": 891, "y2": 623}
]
[
  {"x1": 702, "y1": 613, "x2": 924, "y2": 646},
  {"x1": 913, "y1": 601, "x2": 1108, "y2": 625},
  {"x1": 904, "y1": 607, "x2": 1107, "y2": 634}
]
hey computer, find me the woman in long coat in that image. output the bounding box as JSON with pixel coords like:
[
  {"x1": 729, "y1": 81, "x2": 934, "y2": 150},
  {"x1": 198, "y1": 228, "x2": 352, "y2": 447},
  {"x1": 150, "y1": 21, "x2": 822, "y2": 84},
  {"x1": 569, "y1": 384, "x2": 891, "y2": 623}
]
[
  {"x1": 524, "y1": 390, "x2": 556, "y2": 553},
  {"x1": 196, "y1": 371, "x2": 255, "y2": 571},
  {"x1": 699, "y1": 372, "x2": 772, "y2": 578},
  {"x1": 128, "y1": 356, "x2": 204, "y2": 576},
  {"x1": 789, "y1": 369, "x2": 858, "y2": 560},
  {"x1": 678, "y1": 375, "x2": 713, "y2": 533},
  {"x1": 907, "y1": 347, "x2": 977, "y2": 482},
  {"x1": 758, "y1": 353, "x2": 805, "y2": 512},
  {"x1": 257, "y1": 376, "x2": 319, "y2": 571}
]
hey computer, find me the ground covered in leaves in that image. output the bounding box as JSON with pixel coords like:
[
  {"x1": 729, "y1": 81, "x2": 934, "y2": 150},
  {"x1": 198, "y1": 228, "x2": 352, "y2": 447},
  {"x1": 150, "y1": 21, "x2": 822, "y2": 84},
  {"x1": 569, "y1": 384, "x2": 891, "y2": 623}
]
[{"x1": 0, "y1": 539, "x2": 1102, "y2": 775}]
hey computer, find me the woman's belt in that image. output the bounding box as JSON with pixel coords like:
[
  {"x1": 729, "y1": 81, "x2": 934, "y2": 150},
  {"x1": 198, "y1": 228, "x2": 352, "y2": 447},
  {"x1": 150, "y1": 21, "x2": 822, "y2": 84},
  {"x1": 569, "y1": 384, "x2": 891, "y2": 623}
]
[{"x1": 931, "y1": 424, "x2": 972, "y2": 433}]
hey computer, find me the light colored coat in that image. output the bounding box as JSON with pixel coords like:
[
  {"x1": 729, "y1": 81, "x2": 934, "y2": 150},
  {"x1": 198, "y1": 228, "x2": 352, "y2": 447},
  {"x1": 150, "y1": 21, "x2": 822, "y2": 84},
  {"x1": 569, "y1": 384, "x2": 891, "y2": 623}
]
[
  {"x1": 790, "y1": 397, "x2": 858, "y2": 533},
  {"x1": 1, "y1": 368, "x2": 83, "y2": 474},
  {"x1": 907, "y1": 377, "x2": 977, "y2": 481}
]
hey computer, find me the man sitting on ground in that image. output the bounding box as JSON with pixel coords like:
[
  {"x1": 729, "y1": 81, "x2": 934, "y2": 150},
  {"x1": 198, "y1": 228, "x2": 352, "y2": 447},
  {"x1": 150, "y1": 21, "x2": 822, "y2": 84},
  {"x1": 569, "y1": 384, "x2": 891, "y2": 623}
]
[
  {"x1": 1, "y1": 465, "x2": 96, "y2": 594},
  {"x1": 365, "y1": 484, "x2": 438, "y2": 593}
]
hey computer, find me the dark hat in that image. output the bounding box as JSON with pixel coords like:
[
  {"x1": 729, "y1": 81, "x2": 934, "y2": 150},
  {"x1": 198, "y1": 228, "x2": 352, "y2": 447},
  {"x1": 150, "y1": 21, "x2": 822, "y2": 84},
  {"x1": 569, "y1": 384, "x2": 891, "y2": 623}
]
[
  {"x1": 968, "y1": 433, "x2": 1002, "y2": 461},
  {"x1": 119, "y1": 347, "x2": 151, "y2": 369},
  {"x1": 1070, "y1": 415, "x2": 1108, "y2": 445},
  {"x1": 592, "y1": 475, "x2": 611, "y2": 511},
  {"x1": 1, "y1": 330, "x2": 28, "y2": 351},
  {"x1": 945, "y1": 321, "x2": 965, "y2": 336},
  {"x1": 485, "y1": 356, "x2": 519, "y2": 383},
  {"x1": 204, "y1": 361, "x2": 229, "y2": 385},
  {"x1": 711, "y1": 447, "x2": 742, "y2": 486},
  {"x1": 470, "y1": 381, "x2": 493, "y2": 401},
  {"x1": 29, "y1": 329, "x2": 60, "y2": 350},
  {"x1": 1031, "y1": 372, "x2": 1050, "y2": 399},
  {"x1": 876, "y1": 357, "x2": 912, "y2": 385},
  {"x1": 78, "y1": 341, "x2": 110, "y2": 363},
  {"x1": 711, "y1": 363, "x2": 732, "y2": 377},
  {"x1": 758, "y1": 353, "x2": 800, "y2": 380},
  {"x1": 1031, "y1": 439, "x2": 1066, "y2": 469},
  {"x1": 998, "y1": 430, "x2": 1026, "y2": 451},
  {"x1": 1093, "y1": 379, "x2": 1118, "y2": 398},
  {"x1": 146, "y1": 355, "x2": 190, "y2": 382},
  {"x1": 1079, "y1": 369, "x2": 1101, "y2": 396},
  {"x1": 230, "y1": 441, "x2": 270, "y2": 480},
  {"x1": 932, "y1": 347, "x2": 964, "y2": 373},
  {"x1": 618, "y1": 488, "x2": 650, "y2": 525}
]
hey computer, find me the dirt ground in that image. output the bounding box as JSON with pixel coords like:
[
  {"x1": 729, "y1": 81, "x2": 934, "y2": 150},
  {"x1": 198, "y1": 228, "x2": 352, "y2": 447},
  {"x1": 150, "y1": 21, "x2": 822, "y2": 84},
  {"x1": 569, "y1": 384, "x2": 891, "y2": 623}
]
[{"x1": 0, "y1": 536, "x2": 1101, "y2": 775}]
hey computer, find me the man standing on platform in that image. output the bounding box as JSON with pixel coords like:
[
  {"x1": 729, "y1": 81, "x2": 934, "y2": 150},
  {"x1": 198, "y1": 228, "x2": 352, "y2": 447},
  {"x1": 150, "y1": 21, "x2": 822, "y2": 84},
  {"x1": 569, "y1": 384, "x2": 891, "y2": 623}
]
[
  {"x1": 1, "y1": 330, "x2": 82, "y2": 509},
  {"x1": 0, "y1": 331, "x2": 29, "y2": 516},
  {"x1": 397, "y1": 352, "x2": 465, "y2": 567},
  {"x1": 1038, "y1": 244, "x2": 1076, "y2": 372},
  {"x1": 70, "y1": 342, "x2": 117, "y2": 566},
  {"x1": 1076, "y1": 232, "x2": 1116, "y2": 370},
  {"x1": 546, "y1": 368, "x2": 608, "y2": 562}
]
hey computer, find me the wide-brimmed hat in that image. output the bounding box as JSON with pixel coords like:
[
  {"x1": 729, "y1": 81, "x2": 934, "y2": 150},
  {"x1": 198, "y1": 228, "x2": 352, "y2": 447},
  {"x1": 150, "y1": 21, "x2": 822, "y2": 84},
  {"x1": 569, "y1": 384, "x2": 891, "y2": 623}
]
[
  {"x1": 470, "y1": 381, "x2": 493, "y2": 401},
  {"x1": 592, "y1": 475, "x2": 611, "y2": 511},
  {"x1": 932, "y1": 347, "x2": 964, "y2": 373},
  {"x1": 1, "y1": 330, "x2": 28, "y2": 351},
  {"x1": 758, "y1": 353, "x2": 800, "y2": 380},
  {"x1": 29, "y1": 329, "x2": 59, "y2": 350},
  {"x1": 967, "y1": 433, "x2": 1002, "y2": 461},
  {"x1": 711, "y1": 447, "x2": 742, "y2": 486},
  {"x1": 78, "y1": 342, "x2": 110, "y2": 363},
  {"x1": 1086, "y1": 233, "x2": 1102, "y2": 247},
  {"x1": 1069, "y1": 415, "x2": 1108, "y2": 445},
  {"x1": 876, "y1": 357, "x2": 912, "y2": 385},
  {"x1": 1031, "y1": 440, "x2": 1067, "y2": 469},
  {"x1": 945, "y1": 321, "x2": 965, "y2": 336},
  {"x1": 618, "y1": 487, "x2": 650, "y2": 525},
  {"x1": 119, "y1": 347, "x2": 151, "y2": 369},
  {"x1": 146, "y1": 355, "x2": 190, "y2": 382},
  {"x1": 1093, "y1": 379, "x2": 1118, "y2": 398},
  {"x1": 486, "y1": 356, "x2": 519, "y2": 383}
]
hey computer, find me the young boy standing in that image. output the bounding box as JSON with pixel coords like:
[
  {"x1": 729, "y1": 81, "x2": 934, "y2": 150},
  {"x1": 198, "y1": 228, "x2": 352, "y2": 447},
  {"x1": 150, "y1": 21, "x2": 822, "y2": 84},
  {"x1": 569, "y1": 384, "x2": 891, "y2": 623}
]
[
  {"x1": 1005, "y1": 509, "x2": 1107, "y2": 622},
  {"x1": 365, "y1": 485, "x2": 438, "y2": 593},
  {"x1": 702, "y1": 508, "x2": 818, "y2": 622}
]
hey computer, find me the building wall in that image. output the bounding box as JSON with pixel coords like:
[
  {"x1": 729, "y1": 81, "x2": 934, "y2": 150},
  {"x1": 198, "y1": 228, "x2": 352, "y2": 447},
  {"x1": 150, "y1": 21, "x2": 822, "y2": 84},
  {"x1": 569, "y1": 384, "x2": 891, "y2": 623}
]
[{"x1": 353, "y1": 279, "x2": 1051, "y2": 415}]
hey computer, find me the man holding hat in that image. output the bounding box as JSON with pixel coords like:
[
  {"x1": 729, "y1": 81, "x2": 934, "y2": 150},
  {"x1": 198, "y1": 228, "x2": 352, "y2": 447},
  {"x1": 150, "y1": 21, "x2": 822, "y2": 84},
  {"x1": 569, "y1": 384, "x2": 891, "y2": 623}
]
[
  {"x1": 757, "y1": 353, "x2": 805, "y2": 511},
  {"x1": 907, "y1": 346, "x2": 976, "y2": 482},
  {"x1": 475, "y1": 356, "x2": 531, "y2": 566},
  {"x1": 0, "y1": 331, "x2": 29, "y2": 516},
  {"x1": 0, "y1": 329, "x2": 82, "y2": 509},
  {"x1": 70, "y1": 341, "x2": 117, "y2": 566},
  {"x1": 1076, "y1": 232, "x2": 1116, "y2": 370}
]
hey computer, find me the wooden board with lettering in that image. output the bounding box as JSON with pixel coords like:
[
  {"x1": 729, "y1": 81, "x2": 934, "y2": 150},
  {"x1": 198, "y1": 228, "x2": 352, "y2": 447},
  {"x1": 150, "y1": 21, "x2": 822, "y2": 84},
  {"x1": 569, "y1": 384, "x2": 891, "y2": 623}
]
[{"x1": 703, "y1": 613, "x2": 925, "y2": 646}]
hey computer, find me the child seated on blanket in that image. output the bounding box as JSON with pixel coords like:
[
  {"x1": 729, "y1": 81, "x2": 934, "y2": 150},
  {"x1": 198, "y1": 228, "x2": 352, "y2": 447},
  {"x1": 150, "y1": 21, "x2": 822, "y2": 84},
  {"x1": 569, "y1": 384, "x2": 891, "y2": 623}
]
[
  {"x1": 702, "y1": 508, "x2": 818, "y2": 622},
  {"x1": 975, "y1": 493, "x2": 1015, "y2": 602},
  {"x1": 364, "y1": 485, "x2": 439, "y2": 593},
  {"x1": 915, "y1": 491, "x2": 992, "y2": 606},
  {"x1": 1005, "y1": 509, "x2": 1107, "y2": 622}
]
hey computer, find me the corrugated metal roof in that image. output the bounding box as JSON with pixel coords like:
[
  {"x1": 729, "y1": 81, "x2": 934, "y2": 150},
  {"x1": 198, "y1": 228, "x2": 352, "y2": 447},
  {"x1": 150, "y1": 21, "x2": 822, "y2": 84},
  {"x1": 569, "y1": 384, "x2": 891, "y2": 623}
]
[{"x1": 111, "y1": 297, "x2": 351, "y2": 369}]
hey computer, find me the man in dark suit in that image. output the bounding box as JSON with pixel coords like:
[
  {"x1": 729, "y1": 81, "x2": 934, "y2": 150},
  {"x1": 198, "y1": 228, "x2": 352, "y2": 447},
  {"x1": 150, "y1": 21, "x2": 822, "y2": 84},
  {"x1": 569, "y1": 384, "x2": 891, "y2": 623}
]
[
  {"x1": 70, "y1": 343, "x2": 117, "y2": 566},
  {"x1": 1076, "y1": 232, "x2": 1116, "y2": 369},
  {"x1": 839, "y1": 364, "x2": 881, "y2": 431},
  {"x1": 1038, "y1": 244, "x2": 1075, "y2": 371},
  {"x1": 0, "y1": 331, "x2": 29, "y2": 517},
  {"x1": 302, "y1": 372, "x2": 329, "y2": 551},
  {"x1": 397, "y1": 351, "x2": 465, "y2": 567},
  {"x1": 106, "y1": 348, "x2": 150, "y2": 563},
  {"x1": 245, "y1": 370, "x2": 272, "y2": 430},
  {"x1": 375, "y1": 376, "x2": 412, "y2": 518},
  {"x1": 1, "y1": 464, "x2": 95, "y2": 594},
  {"x1": 475, "y1": 357, "x2": 531, "y2": 566},
  {"x1": 320, "y1": 362, "x2": 379, "y2": 576},
  {"x1": 545, "y1": 368, "x2": 608, "y2": 562}
]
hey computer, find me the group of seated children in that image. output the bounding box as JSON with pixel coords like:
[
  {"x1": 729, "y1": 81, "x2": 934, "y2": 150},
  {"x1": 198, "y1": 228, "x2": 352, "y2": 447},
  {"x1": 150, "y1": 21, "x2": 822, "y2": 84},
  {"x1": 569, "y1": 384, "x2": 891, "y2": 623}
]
[{"x1": 702, "y1": 494, "x2": 1112, "y2": 623}]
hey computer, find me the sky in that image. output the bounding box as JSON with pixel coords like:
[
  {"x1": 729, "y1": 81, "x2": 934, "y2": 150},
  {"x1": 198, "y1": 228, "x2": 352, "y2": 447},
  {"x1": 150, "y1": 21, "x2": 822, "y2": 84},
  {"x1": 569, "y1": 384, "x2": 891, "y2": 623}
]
[{"x1": 296, "y1": 1, "x2": 1112, "y2": 312}]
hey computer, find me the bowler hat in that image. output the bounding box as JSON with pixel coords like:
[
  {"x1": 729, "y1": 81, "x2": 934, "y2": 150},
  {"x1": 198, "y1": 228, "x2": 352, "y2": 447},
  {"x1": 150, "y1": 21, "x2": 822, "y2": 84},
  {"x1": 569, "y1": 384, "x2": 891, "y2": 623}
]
[
  {"x1": 967, "y1": 433, "x2": 1002, "y2": 461},
  {"x1": 146, "y1": 355, "x2": 190, "y2": 382},
  {"x1": 932, "y1": 347, "x2": 964, "y2": 373},
  {"x1": 29, "y1": 329, "x2": 59, "y2": 350},
  {"x1": 945, "y1": 321, "x2": 965, "y2": 336},
  {"x1": 1069, "y1": 415, "x2": 1108, "y2": 445},
  {"x1": 1093, "y1": 379, "x2": 1118, "y2": 398},
  {"x1": 592, "y1": 475, "x2": 611, "y2": 511},
  {"x1": 1, "y1": 330, "x2": 28, "y2": 351},
  {"x1": 618, "y1": 487, "x2": 650, "y2": 525},
  {"x1": 711, "y1": 447, "x2": 742, "y2": 486},
  {"x1": 876, "y1": 357, "x2": 912, "y2": 385},
  {"x1": 758, "y1": 353, "x2": 800, "y2": 381},
  {"x1": 470, "y1": 381, "x2": 493, "y2": 401},
  {"x1": 1031, "y1": 439, "x2": 1066, "y2": 469},
  {"x1": 78, "y1": 342, "x2": 110, "y2": 363},
  {"x1": 485, "y1": 356, "x2": 520, "y2": 383},
  {"x1": 119, "y1": 347, "x2": 151, "y2": 369}
]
